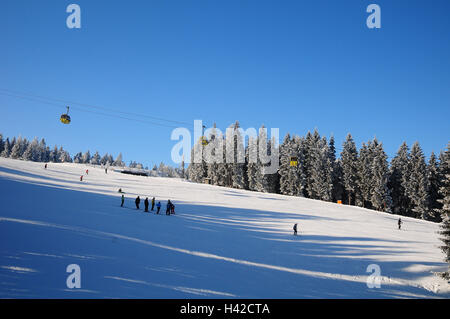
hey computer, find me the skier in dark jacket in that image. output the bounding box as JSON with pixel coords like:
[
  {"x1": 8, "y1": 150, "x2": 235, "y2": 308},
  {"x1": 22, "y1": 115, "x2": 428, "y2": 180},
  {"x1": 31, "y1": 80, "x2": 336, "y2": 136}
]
[
  {"x1": 293, "y1": 223, "x2": 298, "y2": 236},
  {"x1": 171, "y1": 202, "x2": 175, "y2": 214},
  {"x1": 398, "y1": 218, "x2": 402, "y2": 230},
  {"x1": 144, "y1": 197, "x2": 149, "y2": 212},
  {"x1": 135, "y1": 196, "x2": 140, "y2": 210},
  {"x1": 121, "y1": 194, "x2": 124, "y2": 207},
  {"x1": 151, "y1": 197, "x2": 155, "y2": 211},
  {"x1": 44, "y1": 163, "x2": 47, "y2": 169},
  {"x1": 166, "y1": 200, "x2": 172, "y2": 215},
  {"x1": 156, "y1": 202, "x2": 161, "y2": 214}
]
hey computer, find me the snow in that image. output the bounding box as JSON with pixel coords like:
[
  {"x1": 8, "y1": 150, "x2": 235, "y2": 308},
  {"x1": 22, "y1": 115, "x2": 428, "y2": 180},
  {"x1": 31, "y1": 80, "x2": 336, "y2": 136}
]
[{"x1": 0, "y1": 157, "x2": 449, "y2": 298}]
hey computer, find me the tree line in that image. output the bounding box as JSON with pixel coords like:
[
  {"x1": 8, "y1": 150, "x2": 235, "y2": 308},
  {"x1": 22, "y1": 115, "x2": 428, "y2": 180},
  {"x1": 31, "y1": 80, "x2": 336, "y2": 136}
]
[
  {"x1": 187, "y1": 122, "x2": 450, "y2": 223},
  {"x1": 0, "y1": 133, "x2": 181, "y2": 177}
]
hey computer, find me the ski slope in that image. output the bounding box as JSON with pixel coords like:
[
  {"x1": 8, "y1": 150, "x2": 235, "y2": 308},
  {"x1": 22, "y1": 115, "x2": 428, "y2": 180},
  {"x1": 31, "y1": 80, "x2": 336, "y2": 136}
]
[{"x1": 0, "y1": 157, "x2": 449, "y2": 298}]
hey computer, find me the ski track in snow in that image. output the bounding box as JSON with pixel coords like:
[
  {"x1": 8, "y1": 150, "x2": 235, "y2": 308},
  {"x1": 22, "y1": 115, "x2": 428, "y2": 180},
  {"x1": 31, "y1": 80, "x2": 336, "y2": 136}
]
[{"x1": 0, "y1": 158, "x2": 449, "y2": 298}]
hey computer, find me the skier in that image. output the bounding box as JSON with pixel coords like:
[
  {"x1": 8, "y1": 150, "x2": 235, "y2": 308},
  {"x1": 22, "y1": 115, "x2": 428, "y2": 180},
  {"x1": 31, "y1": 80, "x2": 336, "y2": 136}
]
[
  {"x1": 293, "y1": 223, "x2": 298, "y2": 236},
  {"x1": 44, "y1": 163, "x2": 47, "y2": 169},
  {"x1": 80, "y1": 175, "x2": 83, "y2": 181},
  {"x1": 151, "y1": 197, "x2": 155, "y2": 211},
  {"x1": 166, "y1": 200, "x2": 172, "y2": 215},
  {"x1": 171, "y1": 202, "x2": 175, "y2": 214},
  {"x1": 135, "y1": 196, "x2": 140, "y2": 210},
  {"x1": 144, "y1": 197, "x2": 149, "y2": 212},
  {"x1": 121, "y1": 194, "x2": 124, "y2": 207},
  {"x1": 398, "y1": 218, "x2": 402, "y2": 230},
  {"x1": 86, "y1": 169, "x2": 89, "y2": 175},
  {"x1": 156, "y1": 201, "x2": 161, "y2": 214},
  {"x1": 105, "y1": 168, "x2": 108, "y2": 174}
]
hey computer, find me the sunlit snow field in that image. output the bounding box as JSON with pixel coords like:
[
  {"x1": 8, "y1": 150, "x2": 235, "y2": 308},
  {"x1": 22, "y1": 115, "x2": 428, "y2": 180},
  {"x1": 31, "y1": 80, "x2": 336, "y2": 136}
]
[{"x1": 0, "y1": 157, "x2": 449, "y2": 298}]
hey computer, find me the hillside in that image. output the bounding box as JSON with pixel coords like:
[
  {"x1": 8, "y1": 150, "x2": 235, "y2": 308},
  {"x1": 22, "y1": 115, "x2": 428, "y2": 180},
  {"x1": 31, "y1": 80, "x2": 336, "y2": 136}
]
[{"x1": 0, "y1": 157, "x2": 449, "y2": 298}]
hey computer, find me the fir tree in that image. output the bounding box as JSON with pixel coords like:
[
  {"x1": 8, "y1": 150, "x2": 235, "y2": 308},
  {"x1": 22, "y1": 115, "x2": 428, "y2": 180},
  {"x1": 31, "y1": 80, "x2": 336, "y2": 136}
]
[
  {"x1": 332, "y1": 159, "x2": 345, "y2": 203},
  {"x1": 329, "y1": 135, "x2": 343, "y2": 202},
  {"x1": 58, "y1": 147, "x2": 72, "y2": 163},
  {"x1": 255, "y1": 125, "x2": 278, "y2": 193},
  {"x1": 309, "y1": 137, "x2": 332, "y2": 201},
  {"x1": 427, "y1": 152, "x2": 442, "y2": 222},
  {"x1": 10, "y1": 136, "x2": 26, "y2": 159},
  {"x1": 22, "y1": 138, "x2": 40, "y2": 161},
  {"x1": 49, "y1": 146, "x2": 59, "y2": 162},
  {"x1": 291, "y1": 136, "x2": 307, "y2": 196},
  {"x1": 73, "y1": 152, "x2": 83, "y2": 163},
  {"x1": 304, "y1": 129, "x2": 322, "y2": 199},
  {"x1": 205, "y1": 123, "x2": 222, "y2": 186},
  {"x1": 341, "y1": 133, "x2": 359, "y2": 205},
  {"x1": 100, "y1": 153, "x2": 109, "y2": 165},
  {"x1": 82, "y1": 151, "x2": 91, "y2": 164},
  {"x1": 181, "y1": 156, "x2": 185, "y2": 179},
  {"x1": 357, "y1": 142, "x2": 373, "y2": 208},
  {"x1": 406, "y1": 142, "x2": 430, "y2": 219},
  {"x1": 389, "y1": 142, "x2": 411, "y2": 215},
  {"x1": 91, "y1": 151, "x2": 101, "y2": 165},
  {"x1": 246, "y1": 135, "x2": 259, "y2": 191},
  {"x1": 1, "y1": 138, "x2": 11, "y2": 158},
  {"x1": 187, "y1": 137, "x2": 207, "y2": 183},
  {"x1": 438, "y1": 142, "x2": 450, "y2": 276},
  {"x1": 9, "y1": 137, "x2": 16, "y2": 153},
  {"x1": 39, "y1": 139, "x2": 49, "y2": 162},
  {"x1": 0, "y1": 134, "x2": 3, "y2": 154},
  {"x1": 370, "y1": 142, "x2": 392, "y2": 212},
  {"x1": 229, "y1": 121, "x2": 246, "y2": 189},
  {"x1": 279, "y1": 133, "x2": 294, "y2": 195},
  {"x1": 113, "y1": 153, "x2": 124, "y2": 167}
]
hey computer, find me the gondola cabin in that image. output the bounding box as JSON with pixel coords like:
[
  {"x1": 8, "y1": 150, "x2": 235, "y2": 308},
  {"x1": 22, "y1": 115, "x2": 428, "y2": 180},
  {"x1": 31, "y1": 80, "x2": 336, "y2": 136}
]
[
  {"x1": 60, "y1": 106, "x2": 71, "y2": 124},
  {"x1": 289, "y1": 156, "x2": 298, "y2": 167}
]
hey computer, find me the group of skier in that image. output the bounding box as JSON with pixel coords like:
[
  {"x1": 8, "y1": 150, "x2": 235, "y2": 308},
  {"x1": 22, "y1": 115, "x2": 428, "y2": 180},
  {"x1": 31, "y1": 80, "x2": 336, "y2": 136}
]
[
  {"x1": 44, "y1": 164, "x2": 406, "y2": 233},
  {"x1": 121, "y1": 194, "x2": 175, "y2": 215},
  {"x1": 74, "y1": 167, "x2": 109, "y2": 181}
]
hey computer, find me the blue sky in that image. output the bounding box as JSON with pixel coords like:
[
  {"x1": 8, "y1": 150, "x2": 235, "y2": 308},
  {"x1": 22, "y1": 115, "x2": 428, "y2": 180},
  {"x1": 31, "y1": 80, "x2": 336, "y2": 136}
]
[{"x1": 1, "y1": 0, "x2": 449, "y2": 168}]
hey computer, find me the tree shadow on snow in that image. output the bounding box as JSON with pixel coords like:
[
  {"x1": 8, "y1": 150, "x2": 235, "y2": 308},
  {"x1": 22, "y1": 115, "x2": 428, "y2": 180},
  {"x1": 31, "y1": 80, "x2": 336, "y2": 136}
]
[{"x1": 0, "y1": 173, "x2": 448, "y2": 299}]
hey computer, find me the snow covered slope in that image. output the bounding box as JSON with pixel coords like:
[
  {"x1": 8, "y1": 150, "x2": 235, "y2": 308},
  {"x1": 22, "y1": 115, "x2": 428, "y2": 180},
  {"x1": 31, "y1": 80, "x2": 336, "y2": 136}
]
[{"x1": 0, "y1": 157, "x2": 449, "y2": 298}]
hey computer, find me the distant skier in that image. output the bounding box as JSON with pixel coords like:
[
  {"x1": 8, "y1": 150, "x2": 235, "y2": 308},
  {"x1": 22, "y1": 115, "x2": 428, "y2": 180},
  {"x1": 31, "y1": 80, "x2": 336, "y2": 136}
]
[
  {"x1": 80, "y1": 175, "x2": 83, "y2": 181},
  {"x1": 151, "y1": 197, "x2": 155, "y2": 211},
  {"x1": 156, "y1": 201, "x2": 161, "y2": 214},
  {"x1": 135, "y1": 196, "x2": 140, "y2": 210},
  {"x1": 166, "y1": 200, "x2": 172, "y2": 215},
  {"x1": 44, "y1": 163, "x2": 47, "y2": 169},
  {"x1": 293, "y1": 223, "x2": 298, "y2": 236},
  {"x1": 86, "y1": 169, "x2": 89, "y2": 175},
  {"x1": 398, "y1": 218, "x2": 402, "y2": 230},
  {"x1": 105, "y1": 168, "x2": 108, "y2": 174},
  {"x1": 171, "y1": 202, "x2": 175, "y2": 214},
  {"x1": 121, "y1": 194, "x2": 124, "y2": 207},
  {"x1": 144, "y1": 197, "x2": 149, "y2": 212}
]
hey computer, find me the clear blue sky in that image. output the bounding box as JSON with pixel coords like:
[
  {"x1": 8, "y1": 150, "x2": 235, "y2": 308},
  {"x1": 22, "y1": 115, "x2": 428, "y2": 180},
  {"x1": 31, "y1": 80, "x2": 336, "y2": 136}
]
[{"x1": 1, "y1": 0, "x2": 449, "y2": 168}]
